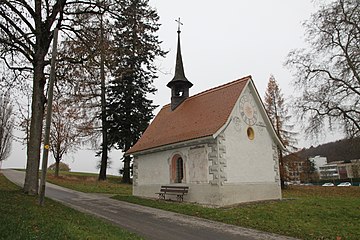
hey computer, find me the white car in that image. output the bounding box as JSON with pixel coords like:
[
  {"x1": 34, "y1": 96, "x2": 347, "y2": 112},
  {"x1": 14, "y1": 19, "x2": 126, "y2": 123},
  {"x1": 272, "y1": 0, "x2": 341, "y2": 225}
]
[
  {"x1": 322, "y1": 183, "x2": 335, "y2": 186},
  {"x1": 337, "y1": 182, "x2": 351, "y2": 187}
]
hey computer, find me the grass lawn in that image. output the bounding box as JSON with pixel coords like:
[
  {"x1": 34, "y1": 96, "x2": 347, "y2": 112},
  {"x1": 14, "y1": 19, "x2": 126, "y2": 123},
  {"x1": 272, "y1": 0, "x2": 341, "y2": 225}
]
[
  {"x1": 47, "y1": 171, "x2": 131, "y2": 195},
  {"x1": 45, "y1": 171, "x2": 360, "y2": 240},
  {"x1": 113, "y1": 187, "x2": 360, "y2": 240},
  {"x1": 0, "y1": 173, "x2": 142, "y2": 240}
]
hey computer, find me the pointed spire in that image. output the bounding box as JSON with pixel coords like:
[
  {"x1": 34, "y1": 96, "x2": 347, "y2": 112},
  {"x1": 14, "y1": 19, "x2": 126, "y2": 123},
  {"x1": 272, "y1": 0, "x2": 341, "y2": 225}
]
[
  {"x1": 167, "y1": 18, "x2": 193, "y2": 89},
  {"x1": 167, "y1": 18, "x2": 193, "y2": 110}
]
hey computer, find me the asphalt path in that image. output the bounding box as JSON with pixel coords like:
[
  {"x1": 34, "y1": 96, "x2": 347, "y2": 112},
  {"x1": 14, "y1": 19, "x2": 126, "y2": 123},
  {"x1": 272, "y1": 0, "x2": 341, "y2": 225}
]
[{"x1": 2, "y1": 169, "x2": 298, "y2": 240}]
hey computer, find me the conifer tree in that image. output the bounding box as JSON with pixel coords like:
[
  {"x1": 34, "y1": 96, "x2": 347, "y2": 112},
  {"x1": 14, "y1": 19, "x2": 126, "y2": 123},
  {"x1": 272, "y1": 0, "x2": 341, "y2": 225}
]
[
  {"x1": 264, "y1": 75, "x2": 297, "y2": 187},
  {"x1": 107, "y1": 0, "x2": 166, "y2": 183}
]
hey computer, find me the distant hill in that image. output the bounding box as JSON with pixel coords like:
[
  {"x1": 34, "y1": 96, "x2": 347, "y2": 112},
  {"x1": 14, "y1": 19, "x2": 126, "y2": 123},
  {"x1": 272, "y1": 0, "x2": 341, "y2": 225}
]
[{"x1": 284, "y1": 137, "x2": 360, "y2": 163}]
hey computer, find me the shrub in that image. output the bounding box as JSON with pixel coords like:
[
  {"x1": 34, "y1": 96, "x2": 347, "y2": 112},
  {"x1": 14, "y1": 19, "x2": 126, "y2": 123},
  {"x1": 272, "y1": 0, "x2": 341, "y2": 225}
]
[{"x1": 48, "y1": 162, "x2": 71, "y2": 172}]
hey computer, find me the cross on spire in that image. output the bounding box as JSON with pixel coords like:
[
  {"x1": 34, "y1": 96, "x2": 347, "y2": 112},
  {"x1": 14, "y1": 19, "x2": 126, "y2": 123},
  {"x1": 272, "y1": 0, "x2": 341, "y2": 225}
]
[{"x1": 175, "y1": 17, "x2": 183, "y2": 33}]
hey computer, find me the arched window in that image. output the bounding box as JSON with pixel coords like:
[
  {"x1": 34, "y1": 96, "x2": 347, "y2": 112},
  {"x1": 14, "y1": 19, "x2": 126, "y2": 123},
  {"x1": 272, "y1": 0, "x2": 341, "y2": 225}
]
[
  {"x1": 175, "y1": 157, "x2": 183, "y2": 183},
  {"x1": 171, "y1": 154, "x2": 184, "y2": 183}
]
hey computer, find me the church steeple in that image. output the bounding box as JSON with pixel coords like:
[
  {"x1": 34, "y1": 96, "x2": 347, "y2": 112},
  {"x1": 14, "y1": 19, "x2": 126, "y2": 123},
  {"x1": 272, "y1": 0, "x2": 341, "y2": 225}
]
[{"x1": 167, "y1": 18, "x2": 193, "y2": 111}]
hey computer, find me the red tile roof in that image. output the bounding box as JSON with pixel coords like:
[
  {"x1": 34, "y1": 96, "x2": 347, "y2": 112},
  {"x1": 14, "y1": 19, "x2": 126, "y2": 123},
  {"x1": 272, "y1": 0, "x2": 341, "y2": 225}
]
[{"x1": 127, "y1": 76, "x2": 251, "y2": 154}]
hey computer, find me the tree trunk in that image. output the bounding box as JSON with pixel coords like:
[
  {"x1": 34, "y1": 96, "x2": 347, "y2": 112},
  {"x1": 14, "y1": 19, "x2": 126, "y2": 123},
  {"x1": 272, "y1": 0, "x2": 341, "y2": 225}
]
[
  {"x1": 55, "y1": 159, "x2": 60, "y2": 177},
  {"x1": 98, "y1": 142, "x2": 108, "y2": 180},
  {"x1": 24, "y1": 58, "x2": 46, "y2": 195},
  {"x1": 98, "y1": 13, "x2": 108, "y2": 181},
  {"x1": 122, "y1": 155, "x2": 131, "y2": 184},
  {"x1": 278, "y1": 147, "x2": 285, "y2": 189}
]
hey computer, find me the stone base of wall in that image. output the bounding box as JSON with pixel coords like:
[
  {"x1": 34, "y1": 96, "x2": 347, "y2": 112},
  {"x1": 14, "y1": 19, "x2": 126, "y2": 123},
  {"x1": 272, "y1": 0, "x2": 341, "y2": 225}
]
[
  {"x1": 218, "y1": 182, "x2": 282, "y2": 206},
  {"x1": 133, "y1": 182, "x2": 282, "y2": 207}
]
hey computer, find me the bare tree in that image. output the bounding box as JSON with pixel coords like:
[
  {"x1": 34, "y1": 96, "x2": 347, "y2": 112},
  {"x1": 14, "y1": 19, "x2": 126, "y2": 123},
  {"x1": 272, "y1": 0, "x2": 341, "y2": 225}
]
[
  {"x1": 0, "y1": 95, "x2": 13, "y2": 165},
  {"x1": 286, "y1": 0, "x2": 360, "y2": 138},
  {"x1": 0, "y1": 0, "x2": 108, "y2": 194},
  {"x1": 264, "y1": 75, "x2": 297, "y2": 188},
  {"x1": 264, "y1": 75, "x2": 298, "y2": 151},
  {"x1": 0, "y1": 0, "x2": 68, "y2": 194},
  {"x1": 351, "y1": 162, "x2": 360, "y2": 178},
  {"x1": 8, "y1": 83, "x2": 32, "y2": 147},
  {"x1": 56, "y1": 3, "x2": 114, "y2": 181},
  {"x1": 49, "y1": 85, "x2": 94, "y2": 177}
]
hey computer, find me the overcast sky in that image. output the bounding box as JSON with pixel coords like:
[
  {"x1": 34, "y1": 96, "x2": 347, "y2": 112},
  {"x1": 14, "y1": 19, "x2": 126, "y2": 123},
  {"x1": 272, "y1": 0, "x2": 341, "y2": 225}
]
[{"x1": 2, "y1": 0, "x2": 344, "y2": 174}]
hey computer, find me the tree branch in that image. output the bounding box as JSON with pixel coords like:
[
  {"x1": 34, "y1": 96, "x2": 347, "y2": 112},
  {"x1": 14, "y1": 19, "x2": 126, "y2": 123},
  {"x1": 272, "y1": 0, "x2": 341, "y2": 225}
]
[{"x1": 2, "y1": 0, "x2": 36, "y2": 33}]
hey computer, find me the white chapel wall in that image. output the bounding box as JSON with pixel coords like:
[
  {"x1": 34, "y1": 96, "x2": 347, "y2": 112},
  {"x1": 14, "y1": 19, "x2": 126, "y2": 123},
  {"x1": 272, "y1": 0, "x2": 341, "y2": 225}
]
[
  {"x1": 188, "y1": 146, "x2": 209, "y2": 183},
  {"x1": 134, "y1": 144, "x2": 210, "y2": 186},
  {"x1": 224, "y1": 85, "x2": 279, "y2": 184},
  {"x1": 135, "y1": 150, "x2": 171, "y2": 185},
  {"x1": 133, "y1": 144, "x2": 213, "y2": 199}
]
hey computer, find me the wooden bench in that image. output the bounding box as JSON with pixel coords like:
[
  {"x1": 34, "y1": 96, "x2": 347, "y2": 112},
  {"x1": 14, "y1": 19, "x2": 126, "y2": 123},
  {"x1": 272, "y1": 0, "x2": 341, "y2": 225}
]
[{"x1": 157, "y1": 185, "x2": 189, "y2": 202}]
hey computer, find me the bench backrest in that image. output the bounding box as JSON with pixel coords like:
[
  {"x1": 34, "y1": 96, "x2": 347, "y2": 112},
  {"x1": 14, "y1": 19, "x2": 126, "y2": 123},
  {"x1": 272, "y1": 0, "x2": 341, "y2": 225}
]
[{"x1": 160, "y1": 186, "x2": 189, "y2": 194}]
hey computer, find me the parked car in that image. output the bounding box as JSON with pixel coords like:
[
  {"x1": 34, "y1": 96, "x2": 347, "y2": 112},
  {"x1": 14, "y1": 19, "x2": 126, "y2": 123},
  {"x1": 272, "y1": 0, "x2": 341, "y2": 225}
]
[
  {"x1": 337, "y1": 182, "x2": 351, "y2": 187},
  {"x1": 322, "y1": 182, "x2": 335, "y2": 186}
]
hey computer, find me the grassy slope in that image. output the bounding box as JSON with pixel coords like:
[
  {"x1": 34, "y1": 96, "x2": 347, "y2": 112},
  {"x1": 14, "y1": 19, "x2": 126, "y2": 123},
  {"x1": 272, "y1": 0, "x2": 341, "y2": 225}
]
[
  {"x1": 47, "y1": 171, "x2": 360, "y2": 240},
  {"x1": 47, "y1": 173, "x2": 131, "y2": 195},
  {"x1": 0, "y1": 173, "x2": 142, "y2": 240}
]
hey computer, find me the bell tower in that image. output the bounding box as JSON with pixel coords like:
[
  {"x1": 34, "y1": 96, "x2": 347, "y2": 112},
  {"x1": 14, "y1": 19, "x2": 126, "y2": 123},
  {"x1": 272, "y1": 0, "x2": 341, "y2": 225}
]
[{"x1": 167, "y1": 18, "x2": 193, "y2": 111}]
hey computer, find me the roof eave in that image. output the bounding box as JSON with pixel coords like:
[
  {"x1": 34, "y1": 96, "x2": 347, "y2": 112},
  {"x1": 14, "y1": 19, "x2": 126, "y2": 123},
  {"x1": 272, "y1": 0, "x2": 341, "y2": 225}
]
[{"x1": 127, "y1": 135, "x2": 215, "y2": 156}]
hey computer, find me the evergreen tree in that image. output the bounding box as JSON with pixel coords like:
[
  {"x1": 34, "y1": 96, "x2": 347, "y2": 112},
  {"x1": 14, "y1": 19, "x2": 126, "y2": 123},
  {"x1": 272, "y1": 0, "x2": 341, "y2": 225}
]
[
  {"x1": 107, "y1": 0, "x2": 166, "y2": 183},
  {"x1": 300, "y1": 158, "x2": 318, "y2": 183},
  {"x1": 264, "y1": 75, "x2": 297, "y2": 187}
]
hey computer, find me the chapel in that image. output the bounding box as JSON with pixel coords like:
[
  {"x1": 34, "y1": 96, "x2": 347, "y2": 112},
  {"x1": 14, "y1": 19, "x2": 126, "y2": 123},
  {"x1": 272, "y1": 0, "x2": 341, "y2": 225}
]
[{"x1": 126, "y1": 25, "x2": 283, "y2": 206}]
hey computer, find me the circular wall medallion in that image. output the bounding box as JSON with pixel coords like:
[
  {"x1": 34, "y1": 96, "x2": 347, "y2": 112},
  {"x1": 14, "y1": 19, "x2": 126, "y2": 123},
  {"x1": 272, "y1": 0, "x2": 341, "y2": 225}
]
[{"x1": 239, "y1": 95, "x2": 258, "y2": 126}]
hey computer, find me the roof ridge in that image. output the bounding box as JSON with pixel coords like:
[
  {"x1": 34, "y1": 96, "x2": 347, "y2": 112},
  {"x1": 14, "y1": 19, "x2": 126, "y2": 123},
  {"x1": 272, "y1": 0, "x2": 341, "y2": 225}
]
[
  {"x1": 189, "y1": 75, "x2": 251, "y2": 99},
  {"x1": 161, "y1": 75, "x2": 251, "y2": 109}
]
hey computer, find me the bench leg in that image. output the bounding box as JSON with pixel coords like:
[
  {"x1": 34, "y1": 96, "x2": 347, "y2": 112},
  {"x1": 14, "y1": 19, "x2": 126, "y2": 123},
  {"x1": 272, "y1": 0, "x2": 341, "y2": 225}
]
[
  {"x1": 176, "y1": 194, "x2": 184, "y2": 202},
  {"x1": 158, "y1": 193, "x2": 165, "y2": 200}
]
